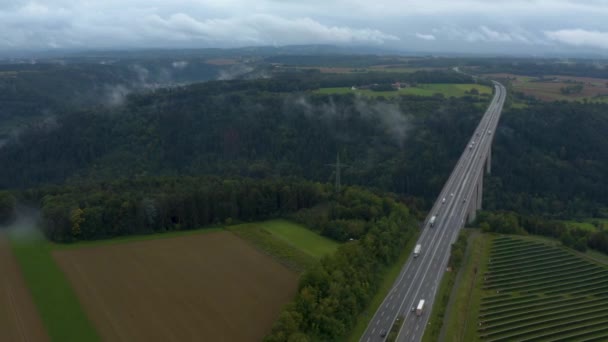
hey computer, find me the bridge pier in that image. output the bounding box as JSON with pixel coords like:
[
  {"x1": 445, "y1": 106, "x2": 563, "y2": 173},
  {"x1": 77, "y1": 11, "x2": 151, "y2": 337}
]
[
  {"x1": 477, "y1": 175, "x2": 483, "y2": 211},
  {"x1": 486, "y1": 148, "x2": 492, "y2": 174},
  {"x1": 467, "y1": 157, "x2": 486, "y2": 225}
]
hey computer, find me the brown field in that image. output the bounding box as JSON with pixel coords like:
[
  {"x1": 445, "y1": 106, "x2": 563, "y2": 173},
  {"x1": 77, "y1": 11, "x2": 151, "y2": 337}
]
[
  {"x1": 53, "y1": 231, "x2": 298, "y2": 342},
  {"x1": 486, "y1": 73, "x2": 608, "y2": 101},
  {"x1": 0, "y1": 235, "x2": 48, "y2": 342}
]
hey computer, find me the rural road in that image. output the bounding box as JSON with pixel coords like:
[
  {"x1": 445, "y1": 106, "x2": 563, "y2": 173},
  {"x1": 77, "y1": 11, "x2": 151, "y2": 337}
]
[{"x1": 360, "y1": 81, "x2": 506, "y2": 342}]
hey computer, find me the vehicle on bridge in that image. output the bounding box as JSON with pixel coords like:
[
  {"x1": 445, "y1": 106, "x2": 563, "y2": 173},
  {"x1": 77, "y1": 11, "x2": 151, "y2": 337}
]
[
  {"x1": 429, "y1": 215, "x2": 437, "y2": 227},
  {"x1": 416, "y1": 299, "x2": 425, "y2": 316},
  {"x1": 414, "y1": 244, "x2": 421, "y2": 257}
]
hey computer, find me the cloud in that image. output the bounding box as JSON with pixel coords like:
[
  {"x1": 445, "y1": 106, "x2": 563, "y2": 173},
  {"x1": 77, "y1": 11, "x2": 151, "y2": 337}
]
[
  {"x1": 415, "y1": 33, "x2": 436, "y2": 41},
  {"x1": 545, "y1": 29, "x2": 608, "y2": 49},
  {"x1": 1, "y1": 0, "x2": 608, "y2": 54},
  {"x1": 0, "y1": 4, "x2": 399, "y2": 49},
  {"x1": 442, "y1": 26, "x2": 534, "y2": 44},
  {"x1": 139, "y1": 13, "x2": 399, "y2": 45}
]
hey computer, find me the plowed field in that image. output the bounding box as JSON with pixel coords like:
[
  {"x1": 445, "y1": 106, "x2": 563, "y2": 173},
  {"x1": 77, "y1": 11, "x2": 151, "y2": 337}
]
[
  {"x1": 54, "y1": 231, "x2": 298, "y2": 341},
  {"x1": 0, "y1": 235, "x2": 48, "y2": 342}
]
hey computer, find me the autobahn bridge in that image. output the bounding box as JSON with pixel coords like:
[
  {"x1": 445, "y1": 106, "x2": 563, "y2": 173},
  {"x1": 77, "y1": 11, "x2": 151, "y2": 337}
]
[{"x1": 360, "y1": 81, "x2": 507, "y2": 342}]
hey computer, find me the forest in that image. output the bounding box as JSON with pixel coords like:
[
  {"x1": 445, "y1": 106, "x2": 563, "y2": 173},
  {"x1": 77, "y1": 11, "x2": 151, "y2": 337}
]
[
  {"x1": 1, "y1": 66, "x2": 607, "y2": 221},
  {"x1": 484, "y1": 101, "x2": 608, "y2": 219},
  {"x1": 0, "y1": 70, "x2": 483, "y2": 204}
]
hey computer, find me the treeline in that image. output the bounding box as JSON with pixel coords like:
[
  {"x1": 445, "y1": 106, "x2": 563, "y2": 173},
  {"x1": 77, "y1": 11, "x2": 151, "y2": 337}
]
[
  {"x1": 477, "y1": 211, "x2": 608, "y2": 254},
  {"x1": 32, "y1": 176, "x2": 329, "y2": 242},
  {"x1": 485, "y1": 101, "x2": 608, "y2": 219},
  {"x1": 266, "y1": 192, "x2": 416, "y2": 341}
]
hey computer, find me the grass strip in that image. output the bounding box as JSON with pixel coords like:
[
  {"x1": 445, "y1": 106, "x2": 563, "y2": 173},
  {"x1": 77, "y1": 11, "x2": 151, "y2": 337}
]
[{"x1": 9, "y1": 233, "x2": 99, "y2": 342}]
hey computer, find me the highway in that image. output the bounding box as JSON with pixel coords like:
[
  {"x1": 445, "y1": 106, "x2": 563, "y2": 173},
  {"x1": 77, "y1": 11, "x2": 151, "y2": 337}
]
[{"x1": 360, "y1": 81, "x2": 506, "y2": 342}]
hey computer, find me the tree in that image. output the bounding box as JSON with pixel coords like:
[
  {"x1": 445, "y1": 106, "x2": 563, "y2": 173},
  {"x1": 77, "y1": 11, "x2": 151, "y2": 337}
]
[
  {"x1": 70, "y1": 208, "x2": 85, "y2": 238},
  {"x1": 0, "y1": 191, "x2": 17, "y2": 226}
]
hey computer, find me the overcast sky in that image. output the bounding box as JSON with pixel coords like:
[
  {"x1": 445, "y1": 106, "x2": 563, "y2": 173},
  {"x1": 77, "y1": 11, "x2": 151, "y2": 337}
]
[{"x1": 2, "y1": 0, "x2": 608, "y2": 55}]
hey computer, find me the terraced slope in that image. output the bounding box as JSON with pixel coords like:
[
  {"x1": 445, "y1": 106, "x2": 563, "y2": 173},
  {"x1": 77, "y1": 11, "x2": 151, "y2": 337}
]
[{"x1": 477, "y1": 237, "x2": 608, "y2": 341}]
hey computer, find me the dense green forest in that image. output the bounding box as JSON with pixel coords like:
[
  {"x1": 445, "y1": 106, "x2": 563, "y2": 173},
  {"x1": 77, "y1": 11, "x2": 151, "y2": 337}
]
[
  {"x1": 484, "y1": 102, "x2": 608, "y2": 218},
  {"x1": 0, "y1": 71, "x2": 483, "y2": 206},
  {"x1": 29, "y1": 176, "x2": 324, "y2": 242},
  {"x1": 0, "y1": 60, "x2": 232, "y2": 140},
  {"x1": 2, "y1": 66, "x2": 607, "y2": 220}
]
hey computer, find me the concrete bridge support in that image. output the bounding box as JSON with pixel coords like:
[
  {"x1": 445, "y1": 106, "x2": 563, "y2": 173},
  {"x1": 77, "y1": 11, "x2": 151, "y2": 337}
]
[
  {"x1": 467, "y1": 155, "x2": 487, "y2": 225},
  {"x1": 486, "y1": 148, "x2": 492, "y2": 174}
]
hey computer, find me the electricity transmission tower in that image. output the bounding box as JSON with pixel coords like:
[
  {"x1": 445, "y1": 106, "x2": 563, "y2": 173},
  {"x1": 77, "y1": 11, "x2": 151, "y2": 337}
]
[{"x1": 327, "y1": 151, "x2": 349, "y2": 192}]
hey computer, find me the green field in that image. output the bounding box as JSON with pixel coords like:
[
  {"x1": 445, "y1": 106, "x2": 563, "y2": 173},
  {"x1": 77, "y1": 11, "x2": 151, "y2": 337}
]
[
  {"x1": 442, "y1": 235, "x2": 608, "y2": 341},
  {"x1": 9, "y1": 231, "x2": 99, "y2": 342},
  {"x1": 314, "y1": 83, "x2": 492, "y2": 99},
  {"x1": 228, "y1": 219, "x2": 339, "y2": 271},
  {"x1": 260, "y1": 219, "x2": 339, "y2": 257}
]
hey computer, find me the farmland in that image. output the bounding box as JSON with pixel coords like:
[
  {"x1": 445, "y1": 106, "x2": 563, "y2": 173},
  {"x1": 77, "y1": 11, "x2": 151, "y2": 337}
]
[
  {"x1": 314, "y1": 83, "x2": 492, "y2": 99},
  {"x1": 0, "y1": 234, "x2": 48, "y2": 342},
  {"x1": 487, "y1": 73, "x2": 608, "y2": 102},
  {"x1": 53, "y1": 231, "x2": 299, "y2": 341},
  {"x1": 443, "y1": 234, "x2": 608, "y2": 341}
]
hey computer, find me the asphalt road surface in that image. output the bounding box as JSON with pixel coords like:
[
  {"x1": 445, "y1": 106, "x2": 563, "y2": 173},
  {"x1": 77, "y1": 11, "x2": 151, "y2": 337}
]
[{"x1": 360, "y1": 82, "x2": 506, "y2": 342}]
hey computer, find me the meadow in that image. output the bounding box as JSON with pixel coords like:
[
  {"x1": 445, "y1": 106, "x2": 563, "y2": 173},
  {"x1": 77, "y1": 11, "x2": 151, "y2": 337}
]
[{"x1": 314, "y1": 83, "x2": 492, "y2": 99}]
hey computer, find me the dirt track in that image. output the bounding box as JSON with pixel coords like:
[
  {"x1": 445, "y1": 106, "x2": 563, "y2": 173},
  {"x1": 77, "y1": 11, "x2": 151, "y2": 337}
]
[
  {"x1": 54, "y1": 231, "x2": 298, "y2": 342},
  {"x1": 0, "y1": 234, "x2": 48, "y2": 342}
]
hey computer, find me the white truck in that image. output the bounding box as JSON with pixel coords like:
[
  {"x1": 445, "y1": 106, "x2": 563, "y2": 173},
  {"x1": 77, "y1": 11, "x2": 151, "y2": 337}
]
[
  {"x1": 429, "y1": 215, "x2": 437, "y2": 227},
  {"x1": 416, "y1": 299, "x2": 425, "y2": 316},
  {"x1": 414, "y1": 244, "x2": 421, "y2": 258}
]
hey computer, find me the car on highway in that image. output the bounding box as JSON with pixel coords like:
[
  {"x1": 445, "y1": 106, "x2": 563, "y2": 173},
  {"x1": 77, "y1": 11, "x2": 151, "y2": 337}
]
[
  {"x1": 442, "y1": 197, "x2": 446, "y2": 203},
  {"x1": 380, "y1": 330, "x2": 387, "y2": 337},
  {"x1": 488, "y1": 129, "x2": 492, "y2": 134}
]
